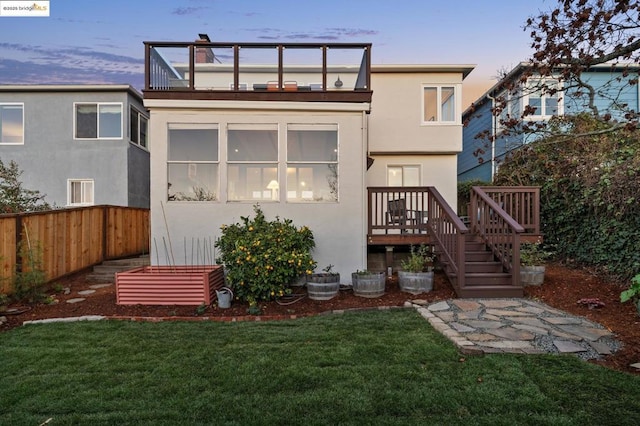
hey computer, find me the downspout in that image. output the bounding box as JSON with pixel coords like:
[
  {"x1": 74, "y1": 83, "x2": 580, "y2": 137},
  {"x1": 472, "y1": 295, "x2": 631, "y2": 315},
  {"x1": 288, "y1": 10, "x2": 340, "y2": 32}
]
[{"x1": 486, "y1": 93, "x2": 497, "y2": 181}]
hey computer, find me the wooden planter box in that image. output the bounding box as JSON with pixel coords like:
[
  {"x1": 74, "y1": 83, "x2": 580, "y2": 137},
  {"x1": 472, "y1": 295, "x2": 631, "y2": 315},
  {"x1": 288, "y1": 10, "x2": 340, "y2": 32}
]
[{"x1": 116, "y1": 265, "x2": 224, "y2": 305}]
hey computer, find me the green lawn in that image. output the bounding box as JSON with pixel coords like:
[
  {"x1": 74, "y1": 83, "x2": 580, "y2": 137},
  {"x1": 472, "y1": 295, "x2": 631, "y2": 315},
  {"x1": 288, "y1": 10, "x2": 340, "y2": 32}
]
[{"x1": 1, "y1": 309, "x2": 639, "y2": 425}]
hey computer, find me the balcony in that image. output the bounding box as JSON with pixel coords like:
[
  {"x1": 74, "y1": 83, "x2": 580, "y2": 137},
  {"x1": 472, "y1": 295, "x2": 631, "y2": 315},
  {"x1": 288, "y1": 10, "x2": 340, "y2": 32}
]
[{"x1": 143, "y1": 41, "x2": 372, "y2": 103}]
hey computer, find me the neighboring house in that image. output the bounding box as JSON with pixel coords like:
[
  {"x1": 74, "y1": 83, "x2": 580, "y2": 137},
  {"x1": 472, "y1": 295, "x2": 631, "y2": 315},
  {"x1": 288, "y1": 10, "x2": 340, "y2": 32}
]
[
  {"x1": 459, "y1": 62, "x2": 640, "y2": 182},
  {"x1": 143, "y1": 38, "x2": 473, "y2": 276},
  {"x1": 0, "y1": 85, "x2": 150, "y2": 208}
]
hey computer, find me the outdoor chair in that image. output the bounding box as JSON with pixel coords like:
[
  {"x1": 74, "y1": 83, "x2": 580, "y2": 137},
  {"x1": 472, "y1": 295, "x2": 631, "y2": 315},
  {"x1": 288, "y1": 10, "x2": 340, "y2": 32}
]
[{"x1": 385, "y1": 198, "x2": 416, "y2": 234}]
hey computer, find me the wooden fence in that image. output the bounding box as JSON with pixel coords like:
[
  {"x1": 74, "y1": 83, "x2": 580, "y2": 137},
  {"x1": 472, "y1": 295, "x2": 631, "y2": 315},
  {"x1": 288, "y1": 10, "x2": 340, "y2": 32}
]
[{"x1": 1, "y1": 206, "x2": 149, "y2": 294}]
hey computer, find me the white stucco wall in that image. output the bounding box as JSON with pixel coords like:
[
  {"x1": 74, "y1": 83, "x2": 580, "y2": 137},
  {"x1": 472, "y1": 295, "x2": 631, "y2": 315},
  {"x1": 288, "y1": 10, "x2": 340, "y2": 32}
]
[{"x1": 145, "y1": 99, "x2": 370, "y2": 281}]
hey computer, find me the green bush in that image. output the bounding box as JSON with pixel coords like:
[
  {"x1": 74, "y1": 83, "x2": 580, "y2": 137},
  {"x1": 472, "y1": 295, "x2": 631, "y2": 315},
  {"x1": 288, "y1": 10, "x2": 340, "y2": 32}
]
[
  {"x1": 457, "y1": 179, "x2": 491, "y2": 216},
  {"x1": 494, "y1": 114, "x2": 640, "y2": 279},
  {"x1": 215, "y1": 205, "x2": 316, "y2": 307}
]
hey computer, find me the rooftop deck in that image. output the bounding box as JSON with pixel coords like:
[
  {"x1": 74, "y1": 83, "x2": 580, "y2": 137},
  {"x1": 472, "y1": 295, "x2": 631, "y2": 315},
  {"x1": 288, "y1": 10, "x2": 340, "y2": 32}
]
[{"x1": 143, "y1": 40, "x2": 372, "y2": 103}]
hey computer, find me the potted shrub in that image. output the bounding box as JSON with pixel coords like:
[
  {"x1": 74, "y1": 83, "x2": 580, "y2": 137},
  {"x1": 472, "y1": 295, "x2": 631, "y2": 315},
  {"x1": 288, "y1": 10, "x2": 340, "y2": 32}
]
[
  {"x1": 307, "y1": 264, "x2": 340, "y2": 300},
  {"x1": 398, "y1": 244, "x2": 434, "y2": 294},
  {"x1": 351, "y1": 270, "x2": 386, "y2": 298},
  {"x1": 620, "y1": 273, "x2": 640, "y2": 315},
  {"x1": 519, "y1": 242, "x2": 551, "y2": 286}
]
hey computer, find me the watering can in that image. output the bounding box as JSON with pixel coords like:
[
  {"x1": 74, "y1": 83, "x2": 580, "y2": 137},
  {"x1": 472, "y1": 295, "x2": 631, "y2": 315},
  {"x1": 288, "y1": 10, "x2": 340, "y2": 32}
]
[{"x1": 216, "y1": 287, "x2": 233, "y2": 309}]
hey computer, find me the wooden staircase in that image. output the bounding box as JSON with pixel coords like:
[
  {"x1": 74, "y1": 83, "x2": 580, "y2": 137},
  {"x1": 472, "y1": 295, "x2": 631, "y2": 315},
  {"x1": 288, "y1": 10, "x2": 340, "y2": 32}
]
[{"x1": 446, "y1": 233, "x2": 523, "y2": 298}]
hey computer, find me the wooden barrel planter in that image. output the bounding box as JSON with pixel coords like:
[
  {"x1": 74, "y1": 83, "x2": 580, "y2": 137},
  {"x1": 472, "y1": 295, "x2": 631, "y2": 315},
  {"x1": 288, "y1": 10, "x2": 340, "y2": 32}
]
[
  {"x1": 351, "y1": 272, "x2": 386, "y2": 298},
  {"x1": 398, "y1": 271, "x2": 433, "y2": 295},
  {"x1": 520, "y1": 265, "x2": 546, "y2": 286},
  {"x1": 306, "y1": 273, "x2": 340, "y2": 300}
]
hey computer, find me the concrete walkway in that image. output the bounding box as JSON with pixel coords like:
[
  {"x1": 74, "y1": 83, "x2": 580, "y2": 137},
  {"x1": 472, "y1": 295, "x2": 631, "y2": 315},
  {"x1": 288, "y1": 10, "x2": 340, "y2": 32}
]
[{"x1": 409, "y1": 298, "x2": 620, "y2": 360}]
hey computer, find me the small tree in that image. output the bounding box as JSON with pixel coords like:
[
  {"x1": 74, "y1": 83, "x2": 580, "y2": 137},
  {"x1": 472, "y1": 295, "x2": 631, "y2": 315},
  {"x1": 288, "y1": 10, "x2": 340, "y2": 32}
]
[
  {"x1": 492, "y1": 0, "x2": 640, "y2": 140},
  {"x1": 215, "y1": 205, "x2": 316, "y2": 308},
  {"x1": 0, "y1": 159, "x2": 50, "y2": 213}
]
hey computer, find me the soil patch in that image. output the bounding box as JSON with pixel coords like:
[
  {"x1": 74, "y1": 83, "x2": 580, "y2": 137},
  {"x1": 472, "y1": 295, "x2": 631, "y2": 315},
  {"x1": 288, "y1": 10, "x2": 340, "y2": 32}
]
[{"x1": 2, "y1": 262, "x2": 639, "y2": 374}]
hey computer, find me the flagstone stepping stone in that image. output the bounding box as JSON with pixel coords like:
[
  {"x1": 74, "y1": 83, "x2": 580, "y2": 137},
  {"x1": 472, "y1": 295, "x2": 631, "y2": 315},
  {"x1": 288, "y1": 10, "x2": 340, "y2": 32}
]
[
  {"x1": 554, "y1": 340, "x2": 587, "y2": 353},
  {"x1": 78, "y1": 290, "x2": 96, "y2": 296},
  {"x1": 452, "y1": 300, "x2": 480, "y2": 311},
  {"x1": 66, "y1": 298, "x2": 85, "y2": 304},
  {"x1": 480, "y1": 300, "x2": 522, "y2": 308},
  {"x1": 428, "y1": 301, "x2": 450, "y2": 311}
]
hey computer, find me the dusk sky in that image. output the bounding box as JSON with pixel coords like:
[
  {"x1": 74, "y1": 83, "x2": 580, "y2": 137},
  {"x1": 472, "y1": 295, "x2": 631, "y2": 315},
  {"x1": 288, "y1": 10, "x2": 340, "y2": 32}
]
[{"x1": 0, "y1": 0, "x2": 553, "y2": 107}]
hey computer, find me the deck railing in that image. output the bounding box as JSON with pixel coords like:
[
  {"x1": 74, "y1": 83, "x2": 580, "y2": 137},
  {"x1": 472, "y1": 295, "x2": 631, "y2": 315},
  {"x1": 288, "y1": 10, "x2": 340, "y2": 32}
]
[
  {"x1": 143, "y1": 41, "x2": 373, "y2": 103},
  {"x1": 479, "y1": 186, "x2": 540, "y2": 235},
  {"x1": 427, "y1": 188, "x2": 469, "y2": 292},
  {"x1": 471, "y1": 187, "x2": 524, "y2": 287}
]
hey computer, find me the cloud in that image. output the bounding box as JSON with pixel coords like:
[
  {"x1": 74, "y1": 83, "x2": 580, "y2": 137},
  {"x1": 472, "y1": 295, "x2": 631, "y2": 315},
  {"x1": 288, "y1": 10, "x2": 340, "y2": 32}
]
[
  {"x1": 171, "y1": 6, "x2": 208, "y2": 16},
  {"x1": 249, "y1": 27, "x2": 378, "y2": 41},
  {"x1": 0, "y1": 43, "x2": 144, "y2": 89}
]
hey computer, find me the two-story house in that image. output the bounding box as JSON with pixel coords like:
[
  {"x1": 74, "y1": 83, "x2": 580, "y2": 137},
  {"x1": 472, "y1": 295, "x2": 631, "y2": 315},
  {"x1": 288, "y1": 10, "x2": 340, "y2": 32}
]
[
  {"x1": 459, "y1": 62, "x2": 640, "y2": 182},
  {"x1": 143, "y1": 38, "x2": 473, "y2": 277},
  {"x1": 0, "y1": 85, "x2": 150, "y2": 208}
]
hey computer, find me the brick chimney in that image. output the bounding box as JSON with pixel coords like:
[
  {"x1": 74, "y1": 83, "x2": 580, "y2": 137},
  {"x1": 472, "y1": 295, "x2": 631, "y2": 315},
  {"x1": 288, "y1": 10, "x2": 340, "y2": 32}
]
[{"x1": 195, "y1": 33, "x2": 214, "y2": 63}]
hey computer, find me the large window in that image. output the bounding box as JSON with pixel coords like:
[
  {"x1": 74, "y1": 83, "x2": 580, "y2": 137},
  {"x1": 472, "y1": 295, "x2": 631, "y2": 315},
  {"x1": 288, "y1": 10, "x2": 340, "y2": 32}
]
[
  {"x1": 227, "y1": 124, "x2": 278, "y2": 201},
  {"x1": 286, "y1": 124, "x2": 338, "y2": 202},
  {"x1": 526, "y1": 79, "x2": 562, "y2": 118},
  {"x1": 130, "y1": 107, "x2": 148, "y2": 148},
  {"x1": 0, "y1": 103, "x2": 24, "y2": 144},
  {"x1": 387, "y1": 165, "x2": 420, "y2": 186},
  {"x1": 74, "y1": 103, "x2": 122, "y2": 139},
  {"x1": 67, "y1": 179, "x2": 94, "y2": 206},
  {"x1": 422, "y1": 86, "x2": 456, "y2": 123},
  {"x1": 168, "y1": 126, "x2": 219, "y2": 201}
]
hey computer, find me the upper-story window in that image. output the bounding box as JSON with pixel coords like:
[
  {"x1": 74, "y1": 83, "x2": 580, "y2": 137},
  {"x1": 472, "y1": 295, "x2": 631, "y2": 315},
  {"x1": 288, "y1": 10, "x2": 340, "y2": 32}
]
[
  {"x1": 168, "y1": 125, "x2": 219, "y2": 202},
  {"x1": 525, "y1": 78, "x2": 563, "y2": 119},
  {"x1": 286, "y1": 124, "x2": 338, "y2": 202},
  {"x1": 0, "y1": 103, "x2": 24, "y2": 144},
  {"x1": 74, "y1": 102, "x2": 122, "y2": 139},
  {"x1": 422, "y1": 85, "x2": 458, "y2": 124},
  {"x1": 227, "y1": 124, "x2": 278, "y2": 201},
  {"x1": 130, "y1": 107, "x2": 148, "y2": 148}
]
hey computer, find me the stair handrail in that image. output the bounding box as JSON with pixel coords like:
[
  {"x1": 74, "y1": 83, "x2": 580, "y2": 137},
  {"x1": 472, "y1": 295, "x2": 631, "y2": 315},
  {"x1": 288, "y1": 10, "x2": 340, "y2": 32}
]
[
  {"x1": 426, "y1": 187, "x2": 469, "y2": 292},
  {"x1": 470, "y1": 186, "x2": 524, "y2": 287}
]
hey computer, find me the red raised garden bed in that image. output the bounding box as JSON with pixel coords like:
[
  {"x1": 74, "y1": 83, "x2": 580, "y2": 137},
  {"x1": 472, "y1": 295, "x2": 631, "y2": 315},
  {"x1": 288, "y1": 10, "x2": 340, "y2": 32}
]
[{"x1": 116, "y1": 265, "x2": 224, "y2": 305}]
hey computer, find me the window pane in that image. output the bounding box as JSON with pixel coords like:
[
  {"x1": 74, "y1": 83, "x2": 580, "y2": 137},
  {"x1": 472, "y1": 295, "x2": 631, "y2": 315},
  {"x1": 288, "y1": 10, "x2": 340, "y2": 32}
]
[
  {"x1": 287, "y1": 164, "x2": 338, "y2": 202},
  {"x1": 83, "y1": 181, "x2": 94, "y2": 204},
  {"x1": 287, "y1": 129, "x2": 337, "y2": 161},
  {"x1": 168, "y1": 129, "x2": 218, "y2": 161},
  {"x1": 545, "y1": 97, "x2": 558, "y2": 115},
  {"x1": 423, "y1": 87, "x2": 437, "y2": 122},
  {"x1": 76, "y1": 104, "x2": 97, "y2": 138},
  {"x1": 228, "y1": 129, "x2": 277, "y2": 161},
  {"x1": 441, "y1": 87, "x2": 455, "y2": 122},
  {"x1": 227, "y1": 165, "x2": 277, "y2": 201},
  {"x1": 139, "y1": 117, "x2": 148, "y2": 148},
  {"x1": 71, "y1": 181, "x2": 81, "y2": 203},
  {"x1": 98, "y1": 104, "x2": 122, "y2": 138},
  {"x1": 168, "y1": 163, "x2": 218, "y2": 201},
  {"x1": 130, "y1": 109, "x2": 139, "y2": 143},
  {"x1": 0, "y1": 105, "x2": 24, "y2": 143},
  {"x1": 387, "y1": 167, "x2": 403, "y2": 186},
  {"x1": 529, "y1": 97, "x2": 542, "y2": 114},
  {"x1": 404, "y1": 166, "x2": 420, "y2": 186}
]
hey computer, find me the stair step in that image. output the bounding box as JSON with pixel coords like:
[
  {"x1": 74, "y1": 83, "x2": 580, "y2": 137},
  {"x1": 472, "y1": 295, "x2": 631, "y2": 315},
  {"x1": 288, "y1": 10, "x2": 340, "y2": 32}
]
[
  {"x1": 92, "y1": 265, "x2": 141, "y2": 274},
  {"x1": 464, "y1": 251, "x2": 495, "y2": 262},
  {"x1": 85, "y1": 273, "x2": 116, "y2": 283},
  {"x1": 457, "y1": 285, "x2": 523, "y2": 298},
  {"x1": 465, "y1": 272, "x2": 512, "y2": 286},
  {"x1": 465, "y1": 261, "x2": 503, "y2": 273},
  {"x1": 102, "y1": 257, "x2": 150, "y2": 267}
]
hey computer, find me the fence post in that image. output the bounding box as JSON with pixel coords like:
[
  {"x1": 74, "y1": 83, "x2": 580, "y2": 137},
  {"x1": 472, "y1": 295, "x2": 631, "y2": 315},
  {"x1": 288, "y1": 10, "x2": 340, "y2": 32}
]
[
  {"x1": 14, "y1": 215, "x2": 22, "y2": 276},
  {"x1": 102, "y1": 206, "x2": 108, "y2": 262}
]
